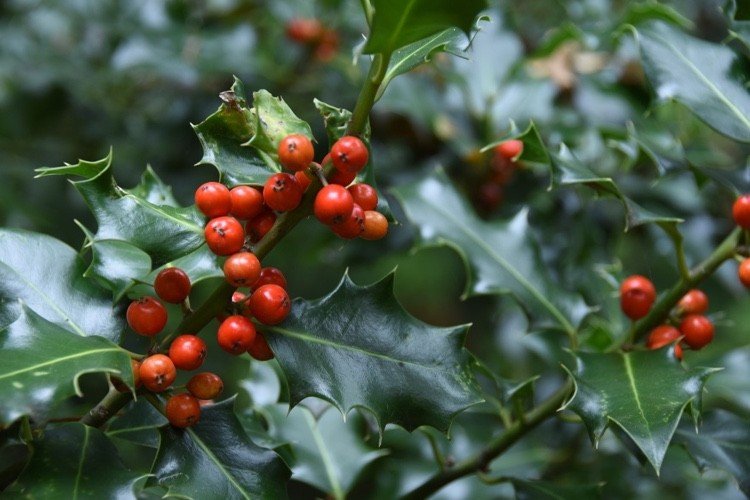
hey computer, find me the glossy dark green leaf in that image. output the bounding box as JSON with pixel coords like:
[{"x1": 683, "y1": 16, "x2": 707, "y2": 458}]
[
  {"x1": 149, "y1": 399, "x2": 290, "y2": 499},
  {"x1": 0, "y1": 303, "x2": 132, "y2": 425},
  {"x1": 634, "y1": 21, "x2": 750, "y2": 143},
  {"x1": 266, "y1": 405, "x2": 387, "y2": 499},
  {"x1": 244, "y1": 89, "x2": 313, "y2": 159},
  {"x1": 8, "y1": 423, "x2": 143, "y2": 498},
  {"x1": 675, "y1": 410, "x2": 750, "y2": 495},
  {"x1": 511, "y1": 478, "x2": 602, "y2": 500},
  {"x1": 363, "y1": 0, "x2": 487, "y2": 55},
  {"x1": 392, "y1": 169, "x2": 588, "y2": 333},
  {"x1": 564, "y1": 348, "x2": 718, "y2": 472},
  {"x1": 106, "y1": 399, "x2": 167, "y2": 449},
  {"x1": 481, "y1": 122, "x2": 550, "y2": 165},
  {"x1": 84, "y1": 238, "x2": 151, "y2": 302},
  {"x1": 0, "y1": 228, "x2": 124, "y2": 341},
  {"x1": 377, "y1": 28, "x2": 469, "y2": 100},
  {"x1": 128, "y1": 165, "x2": 180, "y2": 207},
  {"x1": 193, "y1": 79, "x2": 275, "y2": 186},
  {"x1": 265, "y1": 272, "x2": 482, "y2": 433},
  {"x1": 549, "y1": 145, "x2": 682, "y2": 230},
  {"x1": 35, "y1": 151, "x2": 205, "y2": 266}
]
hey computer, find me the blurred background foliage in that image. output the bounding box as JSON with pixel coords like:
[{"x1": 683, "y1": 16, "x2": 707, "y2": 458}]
[{"x1": 2, "y1": 0, "x2": 750, "y2": 497}]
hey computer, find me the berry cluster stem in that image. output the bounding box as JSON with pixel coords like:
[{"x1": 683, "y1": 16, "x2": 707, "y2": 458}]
[
  {"x1": 347, "y1": 52, "x2": 391, "y2": 137},
  {"x1": 620, "y1": 227, "x2": 741, "y2": 347},
  {"x1": 79, "y1": 387, "x2": 131, "y2": 428},
  {"x1": 400, "y1": 378, "x2": 573, "y2": 500}
]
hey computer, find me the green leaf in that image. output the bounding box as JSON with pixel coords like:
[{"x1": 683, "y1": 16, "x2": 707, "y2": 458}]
[
  {"x1": 0, "y1": 228, "x2": 124, "y2": 341},
  {"x1": 106, "y1": 399, "x2": 166, "y2": 449},
  {"x1": 149, "y1": 399, "x2": 290, "y2": 499},
  {"x1": 363, "y1": 0, "x2": 487, "y2": 55},
  {"x1": 8, "y1": 423, "x2": 143, "y2": 498},
  {"x1": 193, "y1": 79, "x2": 275, "y2": 186},
  {"x1": 244, "y1": 89, "x2": 313, "y2": 159},
  {"x1": 675, "y1": 410, "x2": 750, "y2": 496},
  {"x1": 392, "y1": 169, "x2": 588, "y2": 333},
  {"x1": 35, "y1": 150, "x2": 205, "y2": 266},
  {"x1": 265, "y1": 272, "x2": 482, "y2": 433},
  {"x1": 0, "y1": 303, "x2": 132, "y2": 425},
  {"x1": 549, "y1": 145, "x2": 683, "y2": 230},
  {"x1": 564, "y1": 348, "x2": 718, "y2": 472},
  {"x1": 266, "y1": 405, "x2": 388, "y2": 498},
  {"x1": 511, "y1": 478, "x2": 602, "y2": 500},
  {"x1": 633, "y1": 21, "x2": 750, "y2": 143},
  {"x1": 377, "y1": 27, "x2": 470, "y2": 100},
  {"x1": 84, "y1": 238, "x2": 152, "y2": 303},
  {"x1": 314, "y1": 99, "x2": 360, "y2": 146},
  {"x1": 128, "y1": 165, "x2": 180, "y2": 207}
]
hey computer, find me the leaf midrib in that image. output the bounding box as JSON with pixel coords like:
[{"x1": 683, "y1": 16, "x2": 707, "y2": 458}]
[
  {"x1": 186, "y1": 428, "x2": 251, "y2": 499},
  {"x1": 303, "y1": 411, "x2": 344, "y2": 500},
  {"x1": 382, "y1": 0, "x2": 418, "y2": 54},
  {"x1": 623, "y1": 354, "x2": 655, "y2": 454},
  {"x1": 386, "y1": 30, "x2": 454, "y2": 81},
  {"x1": 73, "y1": 425, "x2": 90, "y2": 500},
  {"x1": 0, "y1": 348, "x2": 122, "y2": 380},
  {"x1": 126, "y1": 195, "x2": 203, "y2": 234}
]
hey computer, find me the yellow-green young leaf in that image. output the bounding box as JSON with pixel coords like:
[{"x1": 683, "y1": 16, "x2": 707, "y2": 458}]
[
  {"x1": 633, "y1": 21, "x2": 750, "y2": 143},
  {"x1": 244, "y1": 89, "x2": 313, "y2": 158},
  {"x1": 392, "y1": 169, "x2": 589, "y2": 333},
  {"x1": 0, "y1": 229, "x2": 124, "y2": 341},
  {"x1": 0, "y1": 303, "x2": 132, "y2": 425},
  {"x1": 363, "y1": 0, "x2": 487, "y2": 56},
  {"x1": 7, "y1": 423, "x2": 143, "y2": 498},
  {"x1": 564, "y1": 348, "x2": 719, "y2": 472},
  {"x1": 266, "y1": 405, "x2": 388, "y2": 499},
  {"x1": 265, "y1": 272, "x2": 483, "y2": 433},
  {"x1": 35, "y1": 150, "x2": 205, "y2": 266},
  {"x1": 149, "y1": 399, "x2": 290, "y2": 499}
]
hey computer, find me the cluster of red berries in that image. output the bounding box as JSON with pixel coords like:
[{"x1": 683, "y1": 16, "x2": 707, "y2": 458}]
[
  {"x1": 476, "y1": 139, "x2": 524, "y2": 211},
  {"x1": 732, "y1": 195, "x2": 750, "y2": 288},
  {"x1": 620, "y1": 276, "x2": 714, "y2": 359},
  {"x1": 285, "y1": 18, "x2": 339, "y2": 62}
]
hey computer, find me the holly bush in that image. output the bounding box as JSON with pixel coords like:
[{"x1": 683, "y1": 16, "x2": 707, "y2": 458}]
[{"x1": 2, "y1": 0, "x2": 750, "y2": 498}]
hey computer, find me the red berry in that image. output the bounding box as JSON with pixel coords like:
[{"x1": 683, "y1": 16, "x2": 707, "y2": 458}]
[
  {"x1": 168, "y1": 335, "x2": 207, "y2": 371},
  {"x1": 314, "y1": 185, "x2": 354, "y2": 225},
  {"x1": 679, "y1": 314, "x2": 714, "y2": 350},
  {"x1": 278, "y1": 134, "x2": 315, "y2": 171},
  {"x1": 619, "y1": 275, "x2": 656, "y2": 320},
  {"x1": 330, "y1": 136, "x2": 368, "y2": 174},
  {"x1": 646, "y1": 325, "x2": 683, "y2": 359},
  {"x1": 187, "y1": 372, "x2": 224, "y2": 400},
  {"x1": 247, "y1": 210, "x2": 276, "y2": 243},
  {"x1": 165, "y1": 393, "x2": 201, "y2": 428},
  {"x1": 732, "y1": 195, "x2": 750, "y2": 228},
  {"x1": 113, "y1": 359, "x2": 142, "y2": 393},
  {"x1": 677, "y1": 289, "x2": 709, "y2": 315},
  {"x1": 249, "y1": 284, "x2": 291, "y2": 325},
  {"x1": 477, "y1": 182, "x2": 503, "y2": 211},
  {"x1": 328, "y1": 167, "x2": 357, "y2": 186},
  {"x1": 495, "y1": 140, "x2": 524, "y2": 160},
  {"x1": 217, "y1": 291, "x2": 249, "y2": 323},
  {"x1": 361, "y1": 210, "x2": 388, "y2": 241},
  {"x1": 332, "y1": 204, "x2": 365, "y2": 239},
  {"x1": 739, "y1": 258, "x2": 750, "y2": 288},
  {"x1": 295, "y1": 170, "x2": 313, "y2": 191},
  {"x1": 229, "y1": 186, "x2": 264, "y2": 220},
  {"x1": 263, "y1": 173, "x2": 303, "y2": 212},
  {"x1": 127, "y1": 297, "x2": 168, "y2": 336},
  {"x1": 139, "y1": 354, "x2": 176, "y2": 392},
  {"x1": 223, "y1": 252, "x2": 261, "y2": 287},
  {"x1": 205, "y1": 216, "x2": 245, "y2": 256},
  {"x1": 195, "y1": 182, "x2": 232, "y2": 218},
  {"x1": 253, "y1": 267, "x2": 287, "y2": 290},
  {"x1": 247, "y1": 332, "x2": 274, "y2": 361},
  {"x1": 285, "y1": 18, "x2": 323, "y2": 43},
  {"x1": 154, "y1": 267, "x2": 191, "y2": 304},
  {"x1": 314, "y1": 29, "x2": 339, "y2": 62},
  {"x1": 217, "y1": 315, "x2": 256, "y2": 354},
  {"x1": 347, "y1": 183, "x2": 378, "y2": 211}
]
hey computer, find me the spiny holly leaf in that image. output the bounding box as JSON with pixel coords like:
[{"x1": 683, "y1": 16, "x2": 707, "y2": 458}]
[
  {"x1": 193, "y1": 78, "x2": 275, "y2": 186},
  {"x1": 481, "y1": 122, "x2": 550, "y2": 166},
  {"x1": 0, "y1": 228, "x2": 124, "y2": 341},
  {"x1": 244, "y1": 89, "x2": 313, "y2": 159},
  {"x1": 609, "y1": 121, "x2": 686, "y2": 175},
  {"x1": 675, "y1": 410, "x2": 750, "y2": 495},
  {"x1": 149, "y1": 399, "x2": 290, "y2": 499},
  {"x1": 128, "y1": 165, "x2": 180, "y2": 206},
  {"x1": 266, "y1": 405, "x2": 388, "y2": 498},
  {"x1": 377, "y1": 27, "x2": 471, "y2": 100},
  {"x1": 563, "y1": 348, "x2": 718, "y2": 472},
  {"x1": 265, "y1": 272, "x2": 482, "y2": 433},
  {"x1": 363, "y1": 0, "x2": 487, "y2": 56},
  {"x1": 7, "y1": 423, "x2": 143, "y2": 498},
  {"x1": 35, "y1": 150, "x2": 205, "y2": 266},
  {"x1": 83, "y1": 237, "x2": 151, "y2": 303},
  {"x1": 511, "y1": 478, "x2": 602, "y2": 500},
  {"x1": 633, "y1": 21, "x2": 750, "y2": 143},
  {"x1": 392, "y1": 169, "x2": 589, "y2": 333},
  {"x1": 106, "y1": 399, "x2": 167, "y2": 449},
  {"x1": 0, "y1": 303, "x2": 132, "y2": 425},
  {"x1": 549, "y1": 145, "x2": 682, "y2": 230}
]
